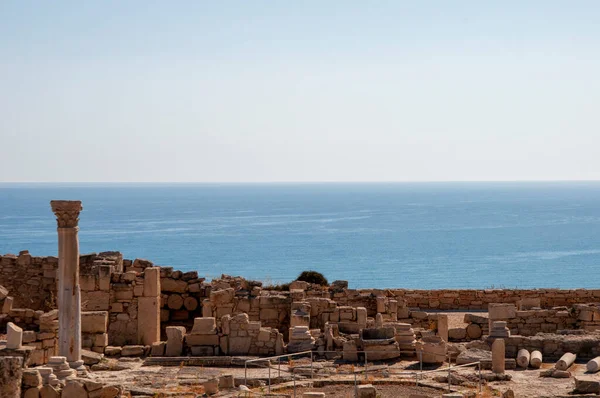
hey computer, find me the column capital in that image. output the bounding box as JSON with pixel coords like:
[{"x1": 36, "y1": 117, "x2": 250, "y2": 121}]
[{"x1": 50, "y1": 200, "x2": 83, "y2": 228}]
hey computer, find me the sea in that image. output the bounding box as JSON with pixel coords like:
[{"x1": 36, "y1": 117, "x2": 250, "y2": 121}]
[{"x1": 1, "y1": 182, "x2": 599, "y2": 289}]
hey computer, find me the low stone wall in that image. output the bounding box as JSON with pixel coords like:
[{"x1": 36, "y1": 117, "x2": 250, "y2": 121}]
[{"x1": 496, "y1": 331, "x2": 600, "y2": 360}]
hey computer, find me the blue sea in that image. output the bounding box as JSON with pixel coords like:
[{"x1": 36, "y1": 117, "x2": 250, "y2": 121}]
[{"x1": 1, "y1": 182, "x2": 599, "y2": 289}]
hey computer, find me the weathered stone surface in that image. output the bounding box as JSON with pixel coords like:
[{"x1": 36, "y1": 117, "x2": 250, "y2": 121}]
[
  {"x1": 530, "y1": 350, "x2": 542, "y2": 368},
  {"x1": 456, "y1": 348, "x2": 491, "y2": 365},
  {"x1": 138, "y1": 296, "x2": 160, "y2": 346},
  {"x1": 184, "y1": 296, "x2": 198, "y2": 311},
  {"x1": 210, "y1": 288, "x2": 234, "y2": 305},
  {"x1": 39, "y1": 385, "x2": 60, "y2": 398},
  {"x1": 574, "y1": 377, "x2": 600, "y2": 394},
  {"x1": 62, "y1": 380, "x2": 87, "y2": 397},
  {"x1": 0, "y1": 357, "x2": 23, "y2": 398},
  {"x1": 492, "y1": 338, "x2": 505, "y2": 374},
  {"x1": 448, "y1": 327, "x2": 466, "y2": 341},
  {"x1": 81, "y1": 311, "x2": 108, "y2": 334},
  {"x1": 517, "y1": 349, "x2": 530, "y2": 368},
  {"x1": 204, "y1": 378, "x2": 219, "y2": 395},
  {"x1": 191, "y1": 317, "x2": 217, "y2": 334},
  {"x1": 161, "y1": 278, "x2": 187, "y2": 293},
  {"x1": 586, "y1": 356, "x2": 600, "y2": 373},
  {"x1": 556, "y1": 352, "x2": 576, "y2": 371},
  {"x1": 151, "y1": 341, "x2": 166, "y2": 356},
  {"x1": 24, "y1": 387, "x2": 41, "y2": 398},
  {"x1": 22, "y1": 369, "x2": 42, "y2": 387},
  {"x1": 466, "y1": 323, "x2": 482, "y2": 339},
  {"x1": 7, "y1": 322, "x2": 23, "y2": 349},
  {"x1": 143, "y1": 267, "x2": 161, "y2": 297},
  {"x1": 166, "y1": 326, "x2": 186, "y2": 356},
  {"x1": 82, "y1": 349, "x2": 104, "y2": 365},
  {"x1": 357, "y1": 384, "x2": 376, "y2": 398},
  {"x1": 121, "y1": 345, "x2": 144, "y2": 357},
  {"x1": 167, "y1": 294, "x2": 184, "y2": 310},
  {"x1": 0, "y1": 285, "x2": 8, "y2": 300}
]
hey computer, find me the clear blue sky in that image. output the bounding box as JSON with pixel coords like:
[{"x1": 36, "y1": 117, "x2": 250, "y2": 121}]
[{"x1": 1, "y1": 1, "x2": 599, "y2": 182}]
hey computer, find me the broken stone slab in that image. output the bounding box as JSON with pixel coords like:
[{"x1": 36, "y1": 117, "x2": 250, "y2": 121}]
[
  {"x1": 540, "y1": 369, "x2": 571, "y2": 378},
  {"x1": 0, "y1": 285, "x2": 8, "y2": 300},
  {"x1": 2, "y1": 296, "x2": 13, "y2": 314},
  {"x1": 165, "y1": 326, "x2": 186, "y2": 356},
  {"x1": 574, "y1": 377, "x2": 600, "y2": 394},
  {"x1": 456, "y1": 348, "x2": 491, "y2": 365},
  {"x1": 82, "y1": 349, "x2": 104, "y2": 365},
  {"x1": 6, "y1": 322, "x2": 23, "y2": 349},
  {"x1": 150, "y1": 341, "x2": 166, "y2": 357},
  {"x1": 22, "y1": 369, "x2": 42, "y2": 387}
]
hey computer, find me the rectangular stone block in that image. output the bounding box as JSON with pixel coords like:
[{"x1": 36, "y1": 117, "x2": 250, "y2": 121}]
[
  {"x1": 165, "y1": 326, "x2": 186, "y2": 356},
  {"x1": 138, "y1": 297, "x2": 160, "y2": 346},
  {"x1": 191, "y1": 317, "x2": 217, "y2": 334},
  {"x1": 82, "y1": 311, "x2": 108, "y2": 334},
  {"x1": 7, "y1": 322, "x2": 23, "y2": 349},
  {"x1": 144, "y1": 267, "x2": 161, "y2": 297},
  {"x1": 186, "y1": 334, "x2": 219, "y2": 346}
]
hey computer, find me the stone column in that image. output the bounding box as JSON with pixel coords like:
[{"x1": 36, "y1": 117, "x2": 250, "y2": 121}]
[{"x1": 50, "y1": 200, "x2": 83, "y2": 367}]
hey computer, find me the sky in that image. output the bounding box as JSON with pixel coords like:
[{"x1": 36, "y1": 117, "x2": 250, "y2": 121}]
[{"x1": 1, "y1": 1, "x2": 599, "y2": 183}]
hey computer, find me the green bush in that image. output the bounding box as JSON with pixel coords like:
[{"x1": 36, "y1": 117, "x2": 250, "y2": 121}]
[
  {"x1": 296, "y1": 270, "x2": 328, "y2": 286},
  {"x1": 263, "y1": 282, "x2": 290, "y2": 291}
]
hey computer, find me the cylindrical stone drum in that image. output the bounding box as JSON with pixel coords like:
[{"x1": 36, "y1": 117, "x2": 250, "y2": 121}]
[
  {"x1": 517, "y1": 349, "x2": 530, "y2": 368},
  {"x1": 556, "y1": 352, "x2": 576, "y2": 371},
  {"x1": 586, "y1": 356, "x2": 600, "y2": 373},
  {"x1": 530, "y1": 350, "x2": 543, "y2": 369}
]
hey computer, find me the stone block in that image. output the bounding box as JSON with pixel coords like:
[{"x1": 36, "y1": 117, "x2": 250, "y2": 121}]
[
  {"x1": 80, "y1": 275, "x2": 96, "y2": 291},
  {"x1": 151, "y1": 341, "x2": 166, "y2": 356},
  {"x1": 83, "y1": 291, "x2": 110, "y2": 311},
  {"x1": 191, "y1": 317, "x2": 217, "y2": 334},
  {"x1": 2, "y1": 296, "x2": 13, "y2": 314},
  {"x1": 161, "y1": 278, "x2": 187, "y2": 293},
  {"x1": 186, "y1": 334, "x2": 219, "y2": 346},
  {"x1": 0, "y1": 285, "x2": 8, "y2": 300},
  {"x1": 22, "y1": 369, "x2": 42, "y2": 387},
  {"x1": 94, "y1": 333, "x2": 108, "y2": 347},
  {"x1": 82, "y1": 311, "x2": 108, "y2": 334},
  {"x1": 489, "y1": 303, "x2": 517, "y2": 320},
  {"x1": 228, "y1": 336, "x2": 252, "y2": 355},
  {"x1": 575, "y1": 377, "x2": 600, "y2": 394},
  {"x1": 166, "y1": 326, "x2": 186, "y2": 356},
  {"x1": 191, "y1": 346, "x2": 214, "y2": 356},
  {"x1": 138, "y1": 297, "x2": 160, "y2": 346},
  {"x1": 210, "y1": 288, "x2": 234, "y2": 305},
  {"x1": 62, "y1": 380, "x2": 86, "y2": 397},
  {"x1": 121, "y1": 345, "x2": 144, "y2": 356},
  {"x1": 98, "y1": 265, "x2": 112, "y2": 291},
  {"x1": 448, "y1": 327, "x2": 466, "y2": 341},
  {"x1": 7, "y1": 322, "x2": 23, "y2": 349},
  {"x1": 357, "y1": 384, "x2": 376, "y2": 398}
]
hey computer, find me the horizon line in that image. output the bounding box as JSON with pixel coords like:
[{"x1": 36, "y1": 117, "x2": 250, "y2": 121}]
[{"x1": 1, "y1": 179, "x2": 600, "y2": 185}]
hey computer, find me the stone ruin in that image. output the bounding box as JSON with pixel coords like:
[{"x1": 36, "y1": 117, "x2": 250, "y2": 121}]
[{"x1": 2, "y1": 200, "x2": 600, "y2": 397}]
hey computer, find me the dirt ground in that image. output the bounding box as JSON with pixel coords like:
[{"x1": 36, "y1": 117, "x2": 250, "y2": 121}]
[
  {"x1": 82, "y1": 352, "x2": 600, "y2": 398},
  {"x1": 276, "y1": 383, "x2": 444, "y2": 397}
]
